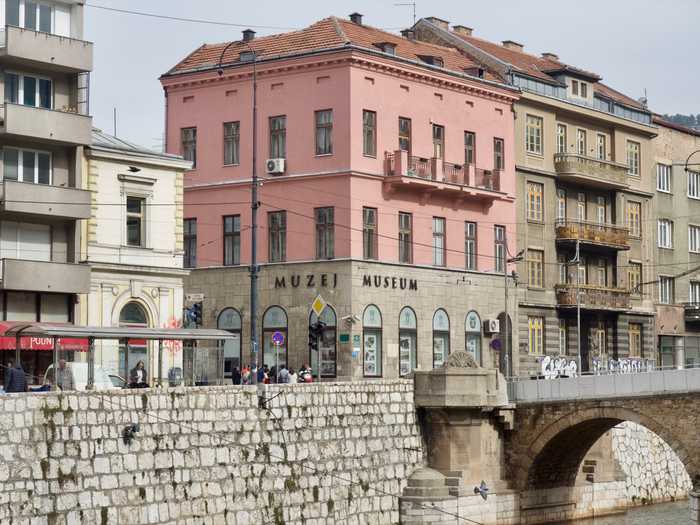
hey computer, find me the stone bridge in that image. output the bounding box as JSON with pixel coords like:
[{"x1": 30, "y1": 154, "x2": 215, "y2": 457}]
[
  {"x1": 507, "y1": 368, "x2": 700, "y2": 492},
  {"x1": 404, "y1": 354, "x2": 700, "y2": 524}
]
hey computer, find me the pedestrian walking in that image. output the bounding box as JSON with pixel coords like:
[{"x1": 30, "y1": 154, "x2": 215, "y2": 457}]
[
  {"x1": 278, "y1": 365, "x2": 290, "y2": 384},
  {"x1": 54, "y1": 359, "x2": 75, "y2": 391},
  {"x1": 298, "y1": 364, "x2": 313, "y2": 383},
  {"x1": 4, "y1": 361, "x2": 27, "y2": 393},
  {"x1": 129, "y1": 361, "x2": 149, "y2": 388},
  {"x1": 288, "y1": 368, "x2": 298, "y2": 384},
  {"x1": 232, "y1": 367, "x2": 242, "y2": 385}
]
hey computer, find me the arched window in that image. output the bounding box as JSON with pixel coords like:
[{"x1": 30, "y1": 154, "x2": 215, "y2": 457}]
[
  {"x1": 399, "y1": 307, "x2": 417, "y2": 376},
  {"x1": 432, "y1": 309, "x2": 450, "y2": 368},
  {"x1": 262, "y1": 306, "x2": 288, "y2": 371},
  {"x1": 363, "y1": 305, "x2": 382, "y2": 377},
  {"x1": 218, "y1": 308, "x2": 242, "y2": 378},
  {"x1": 465, "y1": 311, "x2": 482, "y2": 365},
  {"x1": 309, "y1": 306, "x2": 337, "y2": 378},
  {"x1": 119, "y1": 301, "x2": 149, "y2": 382}
]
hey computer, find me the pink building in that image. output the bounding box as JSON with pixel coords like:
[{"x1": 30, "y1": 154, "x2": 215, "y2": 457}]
[{"x1": 161, "y1": 14, "x2": 519, "y2": 381}]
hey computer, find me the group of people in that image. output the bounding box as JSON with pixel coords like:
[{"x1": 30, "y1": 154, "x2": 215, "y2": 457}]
[{"x1": 231, "y1": 363, "x2": 313, "y2": 385}]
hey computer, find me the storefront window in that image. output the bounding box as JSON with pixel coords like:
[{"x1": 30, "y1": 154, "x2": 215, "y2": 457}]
[
  {"x1": 309, "y1": 306, "x2": 337, "y2": 378},
  {"x1": 465, "y1": 311, "x2": 482, "y2": 365},
  {"x1": 433, "y1": 309, "x2": 450, "y2": 368},
  {"x1": 363, "y1": 305, "x2": 382, "y2": 377},
  {"x1": 217, "y1": 308, "x2": 242, "y2": 379},
  {"x1": 119, "y1": 302, "x2": 149, "y2": 382},
  {"x1": 263, "y1": 306, "x2": 287, "y2": 371},
  {"x1": 399, "y1": 307, "x2": 417, "y2": 376}
]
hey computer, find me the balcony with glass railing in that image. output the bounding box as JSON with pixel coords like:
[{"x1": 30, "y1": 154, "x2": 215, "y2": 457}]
[
  {"x1": 553, "y1": 153, "x2": 629, "y2": 189},
  {"x1": 384, "y1": 150, "x2": 504, "y2": 200},
  {"x1": 555, "y1": 220, "x2": 630, "y2": 250},
  {"x1": 555, "y1": 284, "x2": 631, "y2": 311}
]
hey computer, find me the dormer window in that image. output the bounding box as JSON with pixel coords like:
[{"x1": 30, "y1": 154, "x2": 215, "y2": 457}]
[
  {"x1": 418, "y1": 55, "x2": 443, "y2": 67},
  {"x1": 571, "y1": 79, "x2": 589, "y2": 99},
  {"x1": 465, "y1": 67, "x2": 485, "y2": 78},
  {"x1": 239, "y1": 51, "x2": 256, "y2": 63},
  {"x1": 572, "y1": 79, "x2": 579, "y2": 96},
  {"x1": 375, "y1": 42, "x2": 396, "y2": 55}
]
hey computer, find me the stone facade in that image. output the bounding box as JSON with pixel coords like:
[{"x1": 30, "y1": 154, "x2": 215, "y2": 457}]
[
  {"x1": 612, "y1": 422, "x2": 692, "y2": 504},
  {"x1": 0, "y1": 380, "x2": 422, "y2": 524},
  {"x1": 187, "y1": 259, "x2": 516, "y2": 381}
]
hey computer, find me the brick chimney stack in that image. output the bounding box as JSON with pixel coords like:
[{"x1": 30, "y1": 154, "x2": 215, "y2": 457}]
[
  {"x1": 452, "y1": 25, "x2": 473, "y2": 37},
  {"x1": 349, "y1": 12, "x2": 363, "y2": 25},
  {"x1": 242, "y1": 29, "x2": 256, "y2": 42},
  {"x1": 502, "y1": 40, "x2": 524, "y2": 52}
]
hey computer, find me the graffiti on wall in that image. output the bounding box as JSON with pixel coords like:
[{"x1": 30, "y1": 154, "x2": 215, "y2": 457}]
[
  {"x1": 592, "y1": 357, "x2": 655, "y2": 375},
  {"x1": 539, "y1": 355, "x2": 579, "y2": 379},
  {"x1": 162, "y1": 317, "x2": 183, "y2": 354}
]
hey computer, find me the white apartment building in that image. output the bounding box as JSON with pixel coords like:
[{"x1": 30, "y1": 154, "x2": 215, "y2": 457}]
[{"x1": 81, "y1": 129, "x2": 190, "y2": 383}]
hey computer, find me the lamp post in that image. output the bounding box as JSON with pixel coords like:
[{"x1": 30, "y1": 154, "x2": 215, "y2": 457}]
[
  {"x1": 504, "y1": 248, "x2": 524, "y2": 378},
  {"x1": 218, "y1": 38, "x2": 259, "y2": 383}
]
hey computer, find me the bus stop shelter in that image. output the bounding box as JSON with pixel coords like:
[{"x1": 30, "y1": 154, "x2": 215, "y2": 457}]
[{"x1": 3, "y1": 323, "x2": 237, "y2": 388}]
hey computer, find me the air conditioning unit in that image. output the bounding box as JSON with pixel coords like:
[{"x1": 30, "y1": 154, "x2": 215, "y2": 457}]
[
  {"x1": 483, "y1": 319, "x2": 500, "y2": 334},
  {"x1": 266, "y1": 158, "x2": 285, "y2": 175}
]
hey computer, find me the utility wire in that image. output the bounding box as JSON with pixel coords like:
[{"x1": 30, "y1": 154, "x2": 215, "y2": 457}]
[{"x1": 84, "y1": 3, "x2": 298, "y2": 31}]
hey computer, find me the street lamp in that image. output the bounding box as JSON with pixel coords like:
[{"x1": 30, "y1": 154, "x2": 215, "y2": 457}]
[
  {"x1": 217, "y1": 37, "x2": 259, "y2": 384},
  {"x1": 504, "y1": 248, "x2": 524, "y2": 377}
]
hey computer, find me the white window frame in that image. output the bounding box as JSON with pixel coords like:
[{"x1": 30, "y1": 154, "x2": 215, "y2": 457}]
[
  {"x1": 690, "y1": 225, "x2": 700, "y2": 254},
  {"x1": 4, "y1": 69, "x2": 53, "y2": 109},
  {"x1": 556, "y1": 124, "x2": 567, "y2": 154},
  {"x1": 525, "y1": 114, "x2": 543, "y2": 155},
  {"x1": 689, "y1": 171, "x2": 700, "y2": 200},
  {"x1": 658, "y1": 219, "x2": 673, "y2": 249},
  {"x1": 657, "y1": 163, "x2": 672, "y2": 193},
  {"x1": 556, "y1": 188, "x2": 566, "y2": 221},
  {"x1": 7, "y1": 0, "x2": 55, "y2": 33},
  {"x1": 2, "y1": 147, "x2": 52, "y2": 184},
  {"x1": 596, "y1": 133, "x2": 607, "y2": 160},
  {"x1": 125, "y1": 194, "x2": 148, "y2": 248},
  {"x1": 690, "y1": 281, "x2": 700, "y2": 305},
  {"x1": 627, "y1": 140, "x2": 641, "y2": 176},
  {"x1": 659, "y1": 275, "x2": 674, "y2": 305},
  {"x1": 576, "y1": 129, "x2": 586, "y2": 156}
]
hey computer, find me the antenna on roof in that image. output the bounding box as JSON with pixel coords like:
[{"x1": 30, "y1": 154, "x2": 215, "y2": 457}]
[
  {"x1": 638, "y1": 87, "x2": 648, "y2": 108},
  {"x1": 394, "y1": 2, "x2": 417, "y2": 27}
]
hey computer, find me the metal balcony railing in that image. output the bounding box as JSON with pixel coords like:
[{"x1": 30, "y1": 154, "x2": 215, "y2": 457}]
[
  {"x1": 555, "y1": 284, "x2": 631, "y2": 310},
  {"x1": 555, "y1": 219, "x2": 630, "y2": 249}
]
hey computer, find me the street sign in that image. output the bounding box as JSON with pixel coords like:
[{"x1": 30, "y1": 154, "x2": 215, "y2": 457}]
[
  {"x1": 272, "y1": 331, "x2": 285, "y2": 347},
  {"x1": 186, "y1": 293, "x2": 205, "y2": 303},
  {"x1": 311, "y1": 295, "x2": 327, "y2": 317}
]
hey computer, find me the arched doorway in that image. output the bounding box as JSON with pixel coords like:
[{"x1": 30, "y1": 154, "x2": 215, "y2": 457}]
[
  {"x1": 309, "y1": 306, "x2": 337, "y2": 378},
  {"x1": 217, "y1": 308, "x2": 242, "y2": 380},
  {"x1": 119, "y1": 301, "x2": 149, "y2": 382}
]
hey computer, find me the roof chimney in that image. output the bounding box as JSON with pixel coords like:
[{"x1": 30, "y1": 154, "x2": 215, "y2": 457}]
[
  {"x1": 541, "y1": 52, "x2": 559, "y2": 61},
  {"x1": 452, "y1": 25, "x2": 473, "y2": 37},
  {"x1": 349, "y1": 12, "x2": 363, "y2": 25},
  {"x1": 401, "y1": 28, "x2": 415, "y2": 40},
  {"x1": 242, "y1": 29, "x2": 256, "y2": 42},
  {"x1": 425, "y1": 16, "x2": 450, "y2": 31},
  {"x1": 501, "y1": 40, "x2": 524, "y2": 52}
]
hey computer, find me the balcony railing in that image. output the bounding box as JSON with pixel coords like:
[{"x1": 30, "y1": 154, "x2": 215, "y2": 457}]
[
  {"x1": 555, "y1": 220, "x2": 630, "y2": 250},
  {"x1": 553, "y1": 153, "x2": 629, "y2": 189},
  {"x1": 684, "y1": 303, "x2": 700, "y2": 322},
  {"x1": 385, "y1": 151, "x2": 501, "y2": 192},
  {"x1": 555, "y1": 284, "x2": 631, "y2": 311}
]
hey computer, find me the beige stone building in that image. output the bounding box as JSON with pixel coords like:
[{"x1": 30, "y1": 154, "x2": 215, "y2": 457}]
[
  {"x1": 651, "y1": 118, "x2": 700, "y2": 367},
  {"x1": 415, "y1": 17, "x2": 658, "y2": 374}
]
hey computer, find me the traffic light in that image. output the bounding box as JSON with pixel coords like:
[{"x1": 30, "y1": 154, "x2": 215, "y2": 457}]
[
  {"x1": 192, "y1": 302, "x2": 202, "y2": 326},
  {"x1": 309, "y1": 323, "x2": 319, "y2": 352}
]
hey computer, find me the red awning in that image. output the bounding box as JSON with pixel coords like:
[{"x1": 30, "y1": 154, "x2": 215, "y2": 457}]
[{"x1": 0, "y1": 322, "x2": 88, "y2": 352}]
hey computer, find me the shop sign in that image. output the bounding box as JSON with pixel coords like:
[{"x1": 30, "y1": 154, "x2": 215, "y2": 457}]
[
  {"x1": 339, "y1": 333, "x2": 350, "y2": 344},
  {"x1": 274, "y1": 273, "x2": 338, "y2": 289},
  {"x1": 362, "y1": 275, "x2": 417, "y2": 291}
]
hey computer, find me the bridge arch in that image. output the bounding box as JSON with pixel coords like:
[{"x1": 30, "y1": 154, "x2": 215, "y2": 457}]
[{"x1": 511, "y1": 406, "x2": 697, "y2": 491}]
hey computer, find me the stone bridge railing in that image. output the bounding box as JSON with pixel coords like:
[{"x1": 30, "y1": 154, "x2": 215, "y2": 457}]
[{"x1": 508, "y1": 367, "x2": 700, "y2": 404}]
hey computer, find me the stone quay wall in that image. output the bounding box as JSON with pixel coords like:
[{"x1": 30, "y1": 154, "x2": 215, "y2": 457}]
[
  {"x1": 612, "y1": 422, "x2": 692, "y2": 504},
  {"x1": 0, "y1": 380, "x2": 423, "y2": 525}
]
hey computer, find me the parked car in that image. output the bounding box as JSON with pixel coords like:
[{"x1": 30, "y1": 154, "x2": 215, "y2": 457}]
[{"x1": 44, "y1": 363, "x2": 120, "y2": 391}]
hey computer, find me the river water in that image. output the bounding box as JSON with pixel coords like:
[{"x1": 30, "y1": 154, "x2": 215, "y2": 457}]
[{"x1": 553, "y1": 500, "x2": 690, "y2": 524}]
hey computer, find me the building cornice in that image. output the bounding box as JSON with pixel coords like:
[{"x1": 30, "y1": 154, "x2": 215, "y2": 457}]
[
  {"x1": 87, "y1": 146, "x2": 192, "y2": 171},
  {"x1": 87, "y1": 260, "x2": 190, "y2": 278},
  {"x1": 161, "y1": 46, "x2": 518, "y2": 105}
]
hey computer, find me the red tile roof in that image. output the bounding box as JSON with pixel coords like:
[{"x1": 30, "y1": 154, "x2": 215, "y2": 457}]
[
  {"x1": 653, "y1": 115, "x2": 700, "y2": 137},
  {"x1": 447, "y1": 30, "x2": 645, "y2": 110},
  {"x1": 165, "y1": 17, "x2": 501, "y2": 83}
]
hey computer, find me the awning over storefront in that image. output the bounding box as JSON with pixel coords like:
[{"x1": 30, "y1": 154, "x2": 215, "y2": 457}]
[
  {"x1": 2, "y1": 323, "x2": 236, "y2": 341},
  {"x1": 0, "y1": 322, "x2": 88, "y2": 352}
]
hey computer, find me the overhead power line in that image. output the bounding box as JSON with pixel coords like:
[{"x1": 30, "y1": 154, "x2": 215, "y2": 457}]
[{"x1": 84, "y1": 3, "x2": 298, "y2": 31}]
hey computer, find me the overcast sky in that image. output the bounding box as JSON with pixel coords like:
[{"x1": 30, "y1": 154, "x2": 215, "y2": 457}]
[{"x1": 85, "y1": 0, "x2": 700, "y2": 150}]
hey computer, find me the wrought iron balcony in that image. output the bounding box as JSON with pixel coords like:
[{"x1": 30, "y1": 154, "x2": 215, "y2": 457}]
[
  {"x1": 684, "y1": 303, "x2": 700, "y2": 323},
  {"x1": 553, "y1": 153, "x2": 629, "y2": 189},
  {"x1": 555, "y1": 284, "x2": 631, "y2": 311},
  {"x1": 555, "y1": 220, "x2": 630, "y2": 250}
]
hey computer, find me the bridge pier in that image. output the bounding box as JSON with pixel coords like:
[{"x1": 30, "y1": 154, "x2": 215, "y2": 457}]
[{"x1": 691, "y1": 490, "x2": 700, "y2": 523}]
